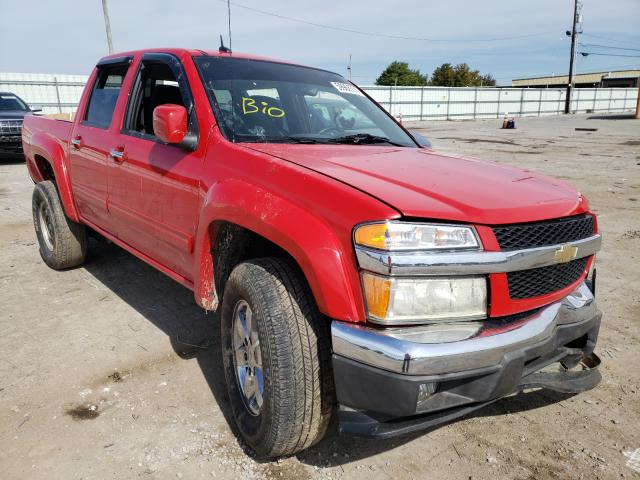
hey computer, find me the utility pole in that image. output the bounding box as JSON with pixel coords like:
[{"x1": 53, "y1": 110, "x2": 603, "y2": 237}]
[
  {"x1": 564, "y1": 0, "x2": 579, "y2": 114},
  {"x1": 227, "y1": 0, "x2": 232, "y2": 51},
  {"x1": 101, "y1": 0, "x2": 114, "y2": 54},
  {"x1": 635, "y1": 81, "x2": 640, "y2": 119},
  {"x1": 347, "y1": 54, "x2": 352, "y2": 81}
]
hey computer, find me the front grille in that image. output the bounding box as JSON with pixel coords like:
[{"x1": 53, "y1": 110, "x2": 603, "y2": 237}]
[
  {"x1": 507, "y1": 257, "x2": 589, "y2": 299},
  {"x1": 0, "y1": 120, "x2": 23, "y2": 135},
  {"x1": 493, "y1": 215, "x2": 595, "y2": 251}
]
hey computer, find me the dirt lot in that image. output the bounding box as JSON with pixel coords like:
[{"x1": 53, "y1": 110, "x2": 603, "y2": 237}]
[{"x1": 1, "y1": 113, "x2": 639, "y2": 480}]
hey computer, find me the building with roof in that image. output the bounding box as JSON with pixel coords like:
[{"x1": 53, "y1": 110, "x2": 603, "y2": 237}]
[{"x1": 512, "y1": 70, "x2": 640, "y2": 88}]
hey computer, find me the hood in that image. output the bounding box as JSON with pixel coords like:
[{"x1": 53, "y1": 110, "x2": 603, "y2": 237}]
[
  {"x1": 0, "y1": 110, "x2": 28, "y2": 120},
  {"x1": 243, "y1": 144, "x2": 587, "y2": 225}
]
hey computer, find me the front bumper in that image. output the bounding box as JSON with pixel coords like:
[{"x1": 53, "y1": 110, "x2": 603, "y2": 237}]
[
  {"x1": 0, "y1": 135, "x2": 23, "y2": 157},
  {"x1": 331, "y1": 282, "x2": 601, "y2": 437}
]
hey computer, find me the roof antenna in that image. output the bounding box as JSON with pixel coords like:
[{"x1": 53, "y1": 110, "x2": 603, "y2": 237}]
[{"x1": 219, "y1": 34, "x2": 231, "y2": 54}]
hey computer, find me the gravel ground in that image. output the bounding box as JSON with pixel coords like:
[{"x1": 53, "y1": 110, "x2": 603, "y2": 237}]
[{"x1": 1, "y1": 113, "x2": 639, "y2": 479}]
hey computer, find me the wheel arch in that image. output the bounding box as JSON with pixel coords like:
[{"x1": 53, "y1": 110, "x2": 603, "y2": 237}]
[
  {"x1": 192, "y1": 183, "x2": 364, "y2": 322},
  {"x1": 27, "y1": 133, "x2": 80, "y2": 222}
]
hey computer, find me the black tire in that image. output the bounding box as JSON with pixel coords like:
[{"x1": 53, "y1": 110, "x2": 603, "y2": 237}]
[
  {"x1": 32, "y1": 180, "x2": 87, "y2": 270},
  {"x1": 221, "y1": 257, "x2": 334, "y2": 457}
]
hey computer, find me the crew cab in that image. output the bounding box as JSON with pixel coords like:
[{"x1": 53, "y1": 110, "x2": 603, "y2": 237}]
[{"x1": 22, "y1": 48, "x2": 602, "y2": 457}]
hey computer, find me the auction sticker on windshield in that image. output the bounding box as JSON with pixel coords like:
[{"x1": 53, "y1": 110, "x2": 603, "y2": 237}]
[{"x1": 331, "y1": 82, "x2": 364, "y2": 96}]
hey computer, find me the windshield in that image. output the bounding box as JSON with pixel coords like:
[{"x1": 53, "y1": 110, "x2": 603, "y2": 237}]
[
  {"x1": 0, "y1": 94, "x2": 28, "y2": 111},
  {"x1": 194, "y1": 56, "x2": 416, "y2": 147}
]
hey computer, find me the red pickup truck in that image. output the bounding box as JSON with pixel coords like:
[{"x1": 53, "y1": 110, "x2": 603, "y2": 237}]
[{"x1": 22, "y1": 48, "x2": 602, "y2": 457}]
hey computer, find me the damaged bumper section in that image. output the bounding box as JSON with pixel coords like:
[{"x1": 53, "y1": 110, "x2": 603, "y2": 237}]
[{"x1": 331, "y1": 282, "x2": 601, "y2": 438}]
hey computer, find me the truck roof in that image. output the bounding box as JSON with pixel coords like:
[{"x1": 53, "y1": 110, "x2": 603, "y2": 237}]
[{"x1": 97, "y1": 48, "x2": 318, "y2": 72}]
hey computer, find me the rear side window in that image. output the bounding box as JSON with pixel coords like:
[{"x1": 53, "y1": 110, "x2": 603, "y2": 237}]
[{"x1": 83, "y1": 64, "x2": 129, "y2": 128}]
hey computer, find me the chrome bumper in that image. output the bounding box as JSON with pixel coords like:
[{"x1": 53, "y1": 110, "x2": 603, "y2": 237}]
[
  {"x1": 356, "y1": 234, "x2": 601, "y2": 276},
  {"x1": 332, "y1": 282, "x2": 598, "y2": 376}
]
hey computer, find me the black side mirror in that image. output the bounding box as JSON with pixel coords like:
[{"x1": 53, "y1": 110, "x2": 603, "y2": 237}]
[
  {"x1": 409, "y1": 130, "x2": 432, "y2": 149},
  {"x1": 30, "y1": 105, "x2": 43, "y2": 113}
]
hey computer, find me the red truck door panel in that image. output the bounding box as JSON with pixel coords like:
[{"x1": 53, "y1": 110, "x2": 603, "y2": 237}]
[
  {"x1": 69, "y1": 60, "x2": 132, "y2": 228},
  {"x1": 108, "y1": 53, "x2": 201, "y2": 280}
]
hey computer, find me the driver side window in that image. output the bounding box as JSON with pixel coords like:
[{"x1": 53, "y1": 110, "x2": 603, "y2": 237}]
[{"x1": 125, "y1": 61, "x2": 187, "y2": 138}]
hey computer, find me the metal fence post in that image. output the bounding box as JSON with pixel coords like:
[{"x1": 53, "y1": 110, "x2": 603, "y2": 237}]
[
  {"x1": 558, "y1": 89, "x2": 562, "y2": 114},
  {"x1": 496, "y1": 89, "x2": 501, "y2": 118},
  {"x1": 538, "y1": 89, "x2": 543, "y2": 116},
  {"x1": 53, "y1": 76, "x2": 63, "y2": 113},
  {"x1": 623, "y1": 88, "x2": 628, "y2": 111},
  {"x1": 519, "y1": 89, "x2": 524, "y2": 116},
  {"x1": 445, "y1": 88, "x2": 451, "y2": 120},
  {"x1": 473, "y1": 87, "x2": 478, "y2": 119},
  {"x1": 419, "y1": 87, "x2": 424, "y2": 121},
  {"x1": 593, "y1": 89, "x2": 597, "y2": 112},
  {"x1": 575, "y1": 88, "x2": 580, "y2": 113},
  {"x1": 608, "y1": 88, "x2": 613, "y2": 113},
  {"x1": 389, "y1": 85, "x2": 393, "y2": 116}
]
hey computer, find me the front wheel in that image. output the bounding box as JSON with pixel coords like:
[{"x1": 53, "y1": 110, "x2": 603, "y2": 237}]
[
  {"x1": 221, "y1": 258, "x2": 334, "y2": 457},
  {"x1": 32, "y1": 180, "x2": 87, "y2": 269}
]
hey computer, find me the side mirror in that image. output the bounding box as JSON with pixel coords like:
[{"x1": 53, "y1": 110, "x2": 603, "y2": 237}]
[
  {"x1": 408, "y1": 130, "x2": 432, "y2": 149},
  {"x1": 30, "y1": 105, "x2": 43, "y2": 113},
  {"x1": 153, "y1": 104, "x2": 188, "y2": 144}
]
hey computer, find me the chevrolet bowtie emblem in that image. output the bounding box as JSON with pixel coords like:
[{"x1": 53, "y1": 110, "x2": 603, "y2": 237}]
[{"x1": 554, "y1": 243, "x2": 578, "y2": 263}]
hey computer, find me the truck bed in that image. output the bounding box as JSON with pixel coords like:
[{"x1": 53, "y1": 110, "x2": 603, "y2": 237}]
[{"x1": 22, "y1": 114, "x2": 74, "y2": 160}]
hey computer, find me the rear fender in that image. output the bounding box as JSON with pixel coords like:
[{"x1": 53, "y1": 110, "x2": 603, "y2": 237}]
[{"x1": 28, "y1": 132, "x2": 80, "y2": 222}]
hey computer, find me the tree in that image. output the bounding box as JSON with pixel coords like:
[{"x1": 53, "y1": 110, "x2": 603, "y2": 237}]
[
  {"x1": 375, "y1": 61, "x2": 429, "y2": 86},
  {"x1": 430, "y1": 63, "x2": 456, "y2": 87},
  {"x1": 480, "y1": 74, "x2": 496, "y2": 87},
  {"x1": 430, "y1": 63, "x2": 496, "y2": 87}
]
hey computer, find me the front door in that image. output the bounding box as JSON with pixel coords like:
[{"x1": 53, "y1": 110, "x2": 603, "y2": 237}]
[
  {"x1": 108, "y1": 53, "x2": 203, "y2": 281},
  {"x1": 68, "y1": 60, "x2": 131, "y2": 229}
]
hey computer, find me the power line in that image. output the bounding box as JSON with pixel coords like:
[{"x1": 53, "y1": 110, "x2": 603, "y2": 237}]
[
  {"x1": 578, "y1": 43, "x2": 640, "y2": 52},
  {"x1": 579, "y1": 52, "x2": 640, "y2": 58},
  {"x1": 582, "y1": 33, "x2": 639, "y2": 44},
  {"x1": 219, "y1": 0, "x2": 552, "y2": 43},
  {"x1": 577, "y1": 63, "x2": 640, "y2": 72}
]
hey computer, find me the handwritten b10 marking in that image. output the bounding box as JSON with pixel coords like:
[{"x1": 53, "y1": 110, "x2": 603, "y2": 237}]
[{"x1": 242, "y1": 97, "x2": 285, "y2": 118}]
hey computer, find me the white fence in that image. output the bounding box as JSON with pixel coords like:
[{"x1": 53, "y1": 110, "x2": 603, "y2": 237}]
[
  {"x1": 0, "y1": 73, "x2": 88, "y2": 114},
  {"x1": 1, "y1": 72, "x2": 637, "y2": 119},
  {"x1": 363, "y1": 85, "x2": 639, "y2": 120}
]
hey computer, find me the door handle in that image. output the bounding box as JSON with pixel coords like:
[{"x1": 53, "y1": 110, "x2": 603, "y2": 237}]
[
  {"x1": 110, "y1": 146, "x2": 126, "y2": 163},
  {"x1": 71, "y1": 136, "x2": 82, "y2": 148}
]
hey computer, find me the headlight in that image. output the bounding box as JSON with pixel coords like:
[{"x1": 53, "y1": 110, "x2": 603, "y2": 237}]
[
  {"x1": 354, "y1": 221, "x2": 479, "y2": 251},
  {"x1": 361, "y1": 272, "x2": 487, "y2": 325}
]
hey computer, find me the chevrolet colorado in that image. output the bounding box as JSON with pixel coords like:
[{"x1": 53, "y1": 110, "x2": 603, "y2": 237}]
[{"x1": 22, "y1": 48, "x2": 602, "y2": 457}]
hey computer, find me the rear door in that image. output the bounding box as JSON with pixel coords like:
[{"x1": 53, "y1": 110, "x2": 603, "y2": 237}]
[
  {"x1": 108, "y1": 53, "x2": 203, "y2": 280},
  {"x1": 68, "y1": 57, "x2": 132, "y2": 229}
]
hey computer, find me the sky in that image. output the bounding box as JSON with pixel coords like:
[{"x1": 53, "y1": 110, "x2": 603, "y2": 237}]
[{"x1": 1, "y1": 0, "x2": 639, "y2": 85}]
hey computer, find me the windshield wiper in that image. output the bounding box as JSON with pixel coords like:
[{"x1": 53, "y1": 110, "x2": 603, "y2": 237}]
[
  {"x1": 284, "y1": 136, "x2": 326, "y2": 144},
  {"x1": 234, "y1": 135, "x2": 325, "y2": 144},
  {"x1": 327, "y1": 133, "x2": 405, "y2": 147}
]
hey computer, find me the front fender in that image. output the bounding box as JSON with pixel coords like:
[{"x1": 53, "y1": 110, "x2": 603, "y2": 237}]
[
  {"x1": 192, "y1": 178, "x2": 366, "y2": 322},
  {"x1": 27, "y1": 131, "x2": 80, "y2": 222}
]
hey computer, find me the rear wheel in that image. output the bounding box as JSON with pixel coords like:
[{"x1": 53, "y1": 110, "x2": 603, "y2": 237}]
[
  {"x1": 221, "y1": 257, "x2": 334, "y2": 457},
  {"x1": 32, "y1": 181, "x2": 87, "y2": 269}
]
